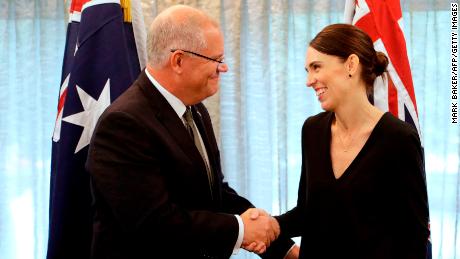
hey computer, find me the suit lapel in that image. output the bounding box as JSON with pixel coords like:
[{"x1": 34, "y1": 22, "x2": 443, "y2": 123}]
[
  {"x1": 136, "y1": 71, "x2": 221, "y2": 202},
  {"x1": 191, "y1": 105, "x2": 220, "y2": 199},
  {"x1": 136, "y1": 72, "x2": 206, "y2": 170},
  {"x1": 191, "y1": 106, "x2": 214, "y2": 165}
]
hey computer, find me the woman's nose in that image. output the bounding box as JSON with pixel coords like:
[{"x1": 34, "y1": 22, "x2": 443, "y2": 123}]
[{"x1": 306, "y1": 74, "x2": 316, "y2": 87}]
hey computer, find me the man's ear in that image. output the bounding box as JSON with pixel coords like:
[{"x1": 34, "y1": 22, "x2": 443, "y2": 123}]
[{"x1": 170, "y1": 51, "x2": 184, "y2": 74}]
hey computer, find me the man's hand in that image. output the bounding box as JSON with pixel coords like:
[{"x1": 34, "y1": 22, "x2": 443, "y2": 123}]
[{"x1": 241, "y1": 208, "x2": 280, "y2": 254}]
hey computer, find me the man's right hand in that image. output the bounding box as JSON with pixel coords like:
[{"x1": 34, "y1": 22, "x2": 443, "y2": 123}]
[{"x1": 241, "y1": 208, "x2": 280, "y2": 254}]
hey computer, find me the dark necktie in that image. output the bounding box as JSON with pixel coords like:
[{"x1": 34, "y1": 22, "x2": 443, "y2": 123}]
[
  {"x1": 183, "y1": 107, "x2": 194, "y2": 138},
  {"x1": 183, "y1": 107, "x2": 214, "y2": 198}
]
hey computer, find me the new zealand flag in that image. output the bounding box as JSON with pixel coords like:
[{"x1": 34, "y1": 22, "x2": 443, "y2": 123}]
[
  {"x1": 48, "y1": 1, "x2": 146, "y2": 258},
  {"x1": 344, "y1": 0, "x2": 431, "y2": 257}
]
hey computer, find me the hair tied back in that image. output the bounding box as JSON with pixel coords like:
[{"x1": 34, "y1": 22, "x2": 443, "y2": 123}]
[{"x1": 374, "y1": 51, "x2": 389, "y2": 77}]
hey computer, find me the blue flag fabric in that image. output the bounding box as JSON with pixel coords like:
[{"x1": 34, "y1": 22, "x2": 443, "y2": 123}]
[
  {"x1": 48, "y1": 1, "x2": 142, "y2": 258},
  {"x1": 50, "y1": 9, "x2": 80, "y2": 216}
]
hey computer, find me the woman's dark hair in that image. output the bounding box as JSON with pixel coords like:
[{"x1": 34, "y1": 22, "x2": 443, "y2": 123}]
[{"x1": 309, "y1": 23, "x2": 389, "y2": 96}]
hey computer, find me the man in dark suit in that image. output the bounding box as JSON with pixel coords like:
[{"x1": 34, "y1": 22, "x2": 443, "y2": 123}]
[{"x1": 86, "y1": 4, "x2": 299, "y2": 259}]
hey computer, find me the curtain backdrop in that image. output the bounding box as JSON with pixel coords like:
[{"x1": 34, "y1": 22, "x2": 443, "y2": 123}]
[
  {"x1": 0, "y1": 1, "x2": 65, "y2": 259},
  {"x1": 0, "y1": 0, "x2": 457, "y2": 258}
]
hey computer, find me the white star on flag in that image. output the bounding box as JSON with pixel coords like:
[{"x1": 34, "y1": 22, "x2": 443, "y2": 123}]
[{"x1": 63, "y1": 78, "x2": 111, "y2": 153}]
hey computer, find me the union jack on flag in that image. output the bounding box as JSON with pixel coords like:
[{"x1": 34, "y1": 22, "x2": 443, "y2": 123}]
[
  {"x1": 344, "y1": 0, "x2": 431, "y2": 258},
  {"x1": 344, "y1": 0, "x2": 422, "y2": 140}
]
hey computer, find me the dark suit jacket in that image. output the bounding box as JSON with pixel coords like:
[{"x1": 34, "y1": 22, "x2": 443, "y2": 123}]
[{"x1": 86, "y1": 71, "x2": 293, "y2": 259}]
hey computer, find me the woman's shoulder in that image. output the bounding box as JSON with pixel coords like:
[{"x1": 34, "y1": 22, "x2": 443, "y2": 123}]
[
  {"x1": 300, "y1": 112, "x2": 332, "y2": 148},
  {"x1": 379, "y1": 112, "x2": 419, "y2": 138},
  {"x1": 378, "y1": 112, "x2": 422, "y2": 151},
  {"x1": 302, "y1": 111, "x2": 332, "y2": 130}
]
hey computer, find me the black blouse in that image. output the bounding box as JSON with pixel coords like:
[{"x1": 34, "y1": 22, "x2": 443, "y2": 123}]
[{"x1": 277, "y1": 112, "x2": 429, "y2": 259}]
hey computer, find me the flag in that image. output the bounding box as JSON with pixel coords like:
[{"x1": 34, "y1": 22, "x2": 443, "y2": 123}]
[
  {"x1": 344, "y1": 0, "x2": 431, "y2": 258},
  {"x1": 48, "y1": 0, "x2": 146, "y2": 258},
  {"x1": 344, "y1": 0, "x2": 421, "y2": 137}
]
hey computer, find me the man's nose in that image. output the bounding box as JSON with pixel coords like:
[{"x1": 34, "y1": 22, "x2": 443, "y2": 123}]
[{"x1": 217, "y1": 63, "x2": 228, "y2": 73}]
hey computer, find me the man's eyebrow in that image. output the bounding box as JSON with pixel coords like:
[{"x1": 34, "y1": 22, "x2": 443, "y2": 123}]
[{"x1": 213, "y1": 53, "x2": 224, "y2": 60}]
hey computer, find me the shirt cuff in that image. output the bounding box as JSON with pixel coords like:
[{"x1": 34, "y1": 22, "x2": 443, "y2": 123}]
[
  {"x1": 232, "y1": 215, "x2": 244, "y2": 255},
  {"x1": 284, "y1": 244, "x2": 297, "y2": 259}
]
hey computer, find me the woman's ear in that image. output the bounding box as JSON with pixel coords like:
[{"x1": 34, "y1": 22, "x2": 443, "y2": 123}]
[{"x1": 346, "y1": 54, "x2": 360, "y2": 77}]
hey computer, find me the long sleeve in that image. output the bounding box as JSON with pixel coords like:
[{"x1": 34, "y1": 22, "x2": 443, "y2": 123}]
[
  {"x1": 275, "y1": 119, "x2": 310, "y2": 238},
  {"x1": 394, "y1": 127, "x2": 430, "y2": 258},
  {"x1": 275, "y1": 168, "x2": 306, "y2": 238}
]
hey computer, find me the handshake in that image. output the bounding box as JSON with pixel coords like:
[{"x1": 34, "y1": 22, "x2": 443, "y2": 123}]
[{"x1": 240, "y1": 208, "x2": 281, "y2": 254}]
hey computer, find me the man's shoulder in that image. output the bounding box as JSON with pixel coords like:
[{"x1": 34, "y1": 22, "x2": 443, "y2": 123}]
[{"x1": 107, "y1": 72, "x2": 155, "y2": 113}]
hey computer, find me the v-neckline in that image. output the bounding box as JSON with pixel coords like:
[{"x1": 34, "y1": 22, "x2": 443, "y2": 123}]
[{"x1": 326, "y1": 112, "x2": 389, "y2": 181}]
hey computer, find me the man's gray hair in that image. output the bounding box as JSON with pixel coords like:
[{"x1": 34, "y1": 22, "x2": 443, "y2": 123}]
[{"x1": 147, "y1": 5, "x2": 218, "y2": 68}]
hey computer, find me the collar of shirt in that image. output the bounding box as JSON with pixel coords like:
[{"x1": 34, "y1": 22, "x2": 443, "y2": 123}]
[{"x1": 145, "y1": 69, "x2": 186, "y2": 119}]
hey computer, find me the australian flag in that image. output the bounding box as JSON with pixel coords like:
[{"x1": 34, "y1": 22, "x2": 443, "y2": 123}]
[{"x1": 48, "y1": 1, "x2": 146, "y2": 258}]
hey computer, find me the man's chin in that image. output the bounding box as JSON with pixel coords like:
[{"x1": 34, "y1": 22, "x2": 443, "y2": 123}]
[{"x1": 207, "y1": 85, "x2": 219, "y2": 97}]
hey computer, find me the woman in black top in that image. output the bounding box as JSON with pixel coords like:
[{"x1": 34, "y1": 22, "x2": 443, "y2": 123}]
[{"x1": 276, "y1": 24, "x2": 429, "y2": 258}]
